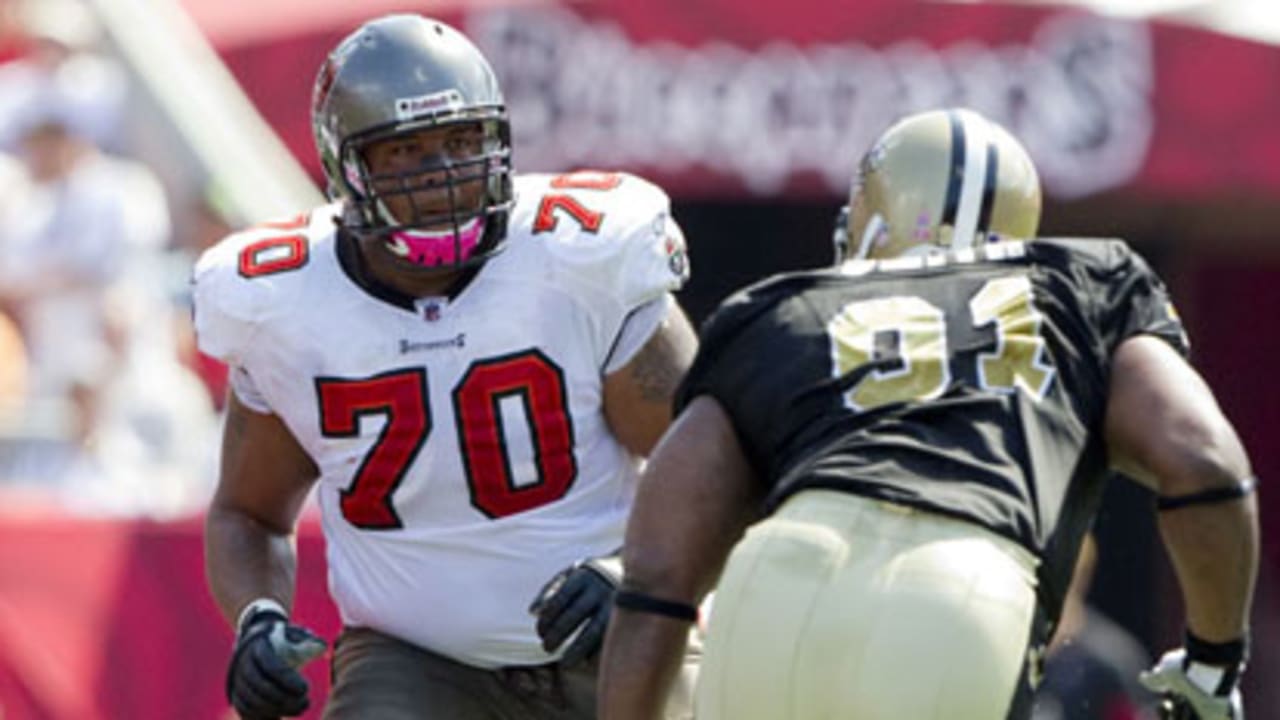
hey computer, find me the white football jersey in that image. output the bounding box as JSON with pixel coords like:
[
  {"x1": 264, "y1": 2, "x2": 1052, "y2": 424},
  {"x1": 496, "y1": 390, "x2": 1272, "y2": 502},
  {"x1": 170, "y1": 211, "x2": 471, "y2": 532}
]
[{"x1": 193, "y1": 172, "x2": 689, "y2": 667}]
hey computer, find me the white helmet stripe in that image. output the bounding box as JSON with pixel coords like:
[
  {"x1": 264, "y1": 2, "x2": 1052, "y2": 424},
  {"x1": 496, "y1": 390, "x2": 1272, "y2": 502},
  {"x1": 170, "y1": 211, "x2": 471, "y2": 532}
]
[
  {"x1": 854, "y1": 213, "x2": 885, "y2": 260},
  {"x1": 950, "y1": 110, "x2": 992, "y2": 250}
]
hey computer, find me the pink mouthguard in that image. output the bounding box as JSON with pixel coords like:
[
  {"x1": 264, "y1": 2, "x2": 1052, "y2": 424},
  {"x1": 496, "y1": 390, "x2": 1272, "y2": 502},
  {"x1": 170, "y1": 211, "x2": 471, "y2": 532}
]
[{"x1": 384, "y1": 218, "x2": 485, "y2": 267}]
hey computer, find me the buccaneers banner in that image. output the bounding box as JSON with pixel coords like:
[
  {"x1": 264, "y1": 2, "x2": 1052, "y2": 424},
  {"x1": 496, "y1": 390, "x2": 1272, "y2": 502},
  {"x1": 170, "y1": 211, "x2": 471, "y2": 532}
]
[{"x1": 217, "y1": 1, "x2": 1280, "y2": 201}]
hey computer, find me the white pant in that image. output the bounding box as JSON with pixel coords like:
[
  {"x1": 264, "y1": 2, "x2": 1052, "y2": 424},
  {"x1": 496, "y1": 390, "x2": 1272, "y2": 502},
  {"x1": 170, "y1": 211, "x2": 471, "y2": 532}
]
[{"x1": 697, "y1": 490, "x2": 1039, "y2": 720}]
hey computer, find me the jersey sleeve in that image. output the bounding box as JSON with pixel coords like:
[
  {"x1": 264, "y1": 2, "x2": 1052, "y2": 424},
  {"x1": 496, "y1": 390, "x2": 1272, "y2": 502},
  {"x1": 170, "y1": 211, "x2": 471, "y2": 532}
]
[
  {"x1": 617, "y1": 203, "x2": 690, "y2": 309},
  {"x1": 677, "y1": 282, "x2": 781, "y2": 411},
  {"x1": 549, "y1": 173, "x2": 689, "y2": 308},
  {"x1": 596, "y1": 185, "x2": 688, "y2": 371},
  {"x1": 190, "y1": 231, "x2": 269, "y2": 367},
  {"x1": 675, "y1": 280, "x2": 791, "y2": 476},
  {"x1": 1089, "y1": 240, "x2": 1190, "y2": 357},
  {"x1": 535, "y1": 173, "x2": 691, "y2": 368},
  {"x1": 603, "y1": 294, "x2": 671, "y2": 374}
]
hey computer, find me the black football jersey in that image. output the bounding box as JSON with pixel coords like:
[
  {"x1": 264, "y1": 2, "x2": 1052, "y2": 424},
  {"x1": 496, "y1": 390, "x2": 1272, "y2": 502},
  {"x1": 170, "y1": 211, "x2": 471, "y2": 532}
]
[{"x1": 678, "y1": 238, "x2": 1188, "y2": 624}]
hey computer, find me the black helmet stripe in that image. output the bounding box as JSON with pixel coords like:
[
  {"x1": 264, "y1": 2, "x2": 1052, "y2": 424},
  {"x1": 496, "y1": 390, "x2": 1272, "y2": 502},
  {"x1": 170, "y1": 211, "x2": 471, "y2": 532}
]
[
  {"x1": 941, "y1": 111, "x2": 965, "y2": 228},
  {"x1": 948, "y1": 110, "x2": 995, "y2": 250},
  {"x1": 976, "y1": 141, "x2": 999, "y2": 237}
]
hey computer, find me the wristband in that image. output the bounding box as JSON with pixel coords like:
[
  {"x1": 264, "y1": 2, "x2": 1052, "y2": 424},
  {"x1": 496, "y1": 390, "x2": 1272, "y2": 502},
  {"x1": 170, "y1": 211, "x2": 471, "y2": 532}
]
[
  {"x1": 614, "y1": 590, "x2": 699, "y2": 622},
  {"x1": 236, "y1": 598, "x2": 288, "y2": 635}
]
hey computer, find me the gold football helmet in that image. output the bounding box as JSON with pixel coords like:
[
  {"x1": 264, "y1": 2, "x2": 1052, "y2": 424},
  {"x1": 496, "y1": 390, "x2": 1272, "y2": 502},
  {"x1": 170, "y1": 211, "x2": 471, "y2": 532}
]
[{"x1": 833, "y1": 109, "x2": 1041, "y2": 263}]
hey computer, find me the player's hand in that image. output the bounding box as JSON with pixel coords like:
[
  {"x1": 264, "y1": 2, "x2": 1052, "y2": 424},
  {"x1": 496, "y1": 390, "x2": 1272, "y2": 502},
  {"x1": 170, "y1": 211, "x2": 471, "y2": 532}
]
[
  {"x1": 225, "y1": 605, "x2": 327, "y2": 719},
  {"x1": 1140, "y1": 649, "x2": 1244, "y2": 720},
  {"x1": 529, "y1": 555, "x2": 621, "y2": 667}
]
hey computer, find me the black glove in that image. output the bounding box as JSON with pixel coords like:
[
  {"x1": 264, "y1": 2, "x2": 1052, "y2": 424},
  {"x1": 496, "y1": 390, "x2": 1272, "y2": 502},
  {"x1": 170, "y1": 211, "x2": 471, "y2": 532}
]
[
  {"x1": 529, "y1": 555, "x2": 621, "y2": 667},
  {"x1": 225, "y1": 605, "x2": 327, "y2": 719}
]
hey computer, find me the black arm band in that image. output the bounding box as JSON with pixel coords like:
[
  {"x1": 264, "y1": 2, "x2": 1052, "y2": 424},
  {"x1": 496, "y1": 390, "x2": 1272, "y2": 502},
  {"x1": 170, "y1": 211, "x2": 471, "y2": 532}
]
[
  {"x1": 614, "y1": 590, "x2": 699, "y2": 622},
  {"x1": 1156, "y1": 477, "x2": 1256, "y2": 512}
]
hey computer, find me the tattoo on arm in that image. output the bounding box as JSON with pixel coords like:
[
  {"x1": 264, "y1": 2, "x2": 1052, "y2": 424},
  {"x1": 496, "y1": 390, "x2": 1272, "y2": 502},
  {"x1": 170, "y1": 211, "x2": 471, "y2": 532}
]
[
  {"x1": 628, "y1": 316, "x2": 697, "y2": 404},
  {"x1": 630, "y1": 342, "x2": 682, "y2": 403}
]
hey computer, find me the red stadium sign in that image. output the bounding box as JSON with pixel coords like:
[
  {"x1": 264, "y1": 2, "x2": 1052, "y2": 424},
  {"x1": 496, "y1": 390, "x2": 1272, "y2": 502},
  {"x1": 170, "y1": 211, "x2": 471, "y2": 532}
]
[{"x1": 210, "y1": 2, "x2": 1280, "y2": 202}]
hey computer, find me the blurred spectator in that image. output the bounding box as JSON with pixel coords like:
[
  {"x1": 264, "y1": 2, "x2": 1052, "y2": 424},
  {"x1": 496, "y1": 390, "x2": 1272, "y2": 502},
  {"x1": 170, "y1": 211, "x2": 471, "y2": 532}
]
[
  {"x1": 0, "y1": 307, "x2": 24, "y2": 418},
  {"x1": 57, "y1": 292, "x2": 220, "y2": 517},
  {"x1": 0, "y1": 0, "x2": 126, "y2": 152},
  {"x1": 0, "y1": 0, "x2": 146, "y2": 428},
  {"x1": 1033, "y1": 535, "x2": 1158, "y2": 720},
  {"x1": 0, "y1": 113, "x2": 168, "y2": 427},
  {"x1": 0, "y1": 0, "x2": 30, "y2": 65},
  {"x1": 171, "y1": 185, "x2": 241, "y2": 411},
  {"x1": 0, "y1": 0, "x2": 219, "y2": 513}
]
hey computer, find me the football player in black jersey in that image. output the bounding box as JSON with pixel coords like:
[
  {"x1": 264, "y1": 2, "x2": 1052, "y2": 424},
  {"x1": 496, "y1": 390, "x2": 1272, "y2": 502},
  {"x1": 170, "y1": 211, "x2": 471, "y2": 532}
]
[{"x1": 597, "y1": 109, "x2": 1258, "y2": 720}]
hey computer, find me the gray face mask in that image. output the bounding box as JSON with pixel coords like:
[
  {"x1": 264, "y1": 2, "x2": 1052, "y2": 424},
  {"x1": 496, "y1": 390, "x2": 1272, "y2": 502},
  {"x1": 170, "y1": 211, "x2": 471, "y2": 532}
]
[{"x1": 311, "y1": 14, "x2": 515, "y2": 271}]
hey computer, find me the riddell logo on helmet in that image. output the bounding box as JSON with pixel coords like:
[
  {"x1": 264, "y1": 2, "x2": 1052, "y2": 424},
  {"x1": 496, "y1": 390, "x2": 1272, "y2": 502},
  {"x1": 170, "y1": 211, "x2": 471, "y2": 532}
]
[{"x1": 395, "y1": 90, "x2": 464, "y2": 120}]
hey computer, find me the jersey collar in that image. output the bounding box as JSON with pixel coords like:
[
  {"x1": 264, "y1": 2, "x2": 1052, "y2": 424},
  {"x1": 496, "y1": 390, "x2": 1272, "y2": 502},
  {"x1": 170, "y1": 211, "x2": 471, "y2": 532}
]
[{"x1": 335, "y1": 229, "x2": 480, "y2": 312}]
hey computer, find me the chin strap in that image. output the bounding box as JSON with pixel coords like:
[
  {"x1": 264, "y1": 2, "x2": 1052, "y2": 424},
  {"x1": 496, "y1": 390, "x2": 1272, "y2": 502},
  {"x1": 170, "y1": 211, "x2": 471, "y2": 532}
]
[{"x1": 1156, "y1": 477, "x2": 1256, "y2": 512}]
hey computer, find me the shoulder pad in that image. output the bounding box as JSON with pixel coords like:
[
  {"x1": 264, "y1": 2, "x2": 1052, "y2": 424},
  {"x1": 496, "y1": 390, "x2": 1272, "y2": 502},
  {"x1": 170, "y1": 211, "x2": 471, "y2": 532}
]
[
  {"x1": 512, "y1": 172, "x2": 690, "y2": 309},
  {"x1": 1038, "y1": 236, "x2": 1189, "y2": 356},
  {"x1": 1033, "y1": 236, "x2": 1131, "y2": 268},
  {"x1": 191, "y1": 208, "x2": 332, "y2": 364}
]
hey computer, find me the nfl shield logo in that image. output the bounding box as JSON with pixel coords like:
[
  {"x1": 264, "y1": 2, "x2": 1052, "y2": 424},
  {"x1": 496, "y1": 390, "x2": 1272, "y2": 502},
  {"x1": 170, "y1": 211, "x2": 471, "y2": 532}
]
[
  {"x1": 664, "y1": 236, "x2": 688, "y2": 278},
  {"x1": 422, "y1": 301, "x2": 441, "y2": 322}
]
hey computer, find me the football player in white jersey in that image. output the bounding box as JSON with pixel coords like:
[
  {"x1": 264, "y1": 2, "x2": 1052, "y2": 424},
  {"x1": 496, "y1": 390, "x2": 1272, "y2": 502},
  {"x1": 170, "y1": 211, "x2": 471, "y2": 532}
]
[{"x1": 194, "y1": 14, "x2": 700, "y2": 720}]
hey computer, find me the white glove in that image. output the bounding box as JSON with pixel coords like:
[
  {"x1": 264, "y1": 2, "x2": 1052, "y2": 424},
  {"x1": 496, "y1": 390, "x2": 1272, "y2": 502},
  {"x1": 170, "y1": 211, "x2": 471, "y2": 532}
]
[{"x1": 1140, "y1": 649, "x2": 1243, "y2": 720}]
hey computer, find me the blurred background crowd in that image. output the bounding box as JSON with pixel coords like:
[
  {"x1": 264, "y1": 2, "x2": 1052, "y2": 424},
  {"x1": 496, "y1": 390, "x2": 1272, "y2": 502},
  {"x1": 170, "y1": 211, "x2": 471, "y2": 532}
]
[
  {"x1": 0, "y1": 0, "x2": 1275, "y2": 718},
  {"x1": 0, "y1": 0, "x2": 220, "y2": 516}
]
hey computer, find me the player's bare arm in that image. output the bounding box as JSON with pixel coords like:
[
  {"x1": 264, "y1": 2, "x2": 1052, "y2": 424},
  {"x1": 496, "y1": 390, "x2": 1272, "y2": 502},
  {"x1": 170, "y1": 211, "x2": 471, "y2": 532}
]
[
  {"x1": 205, "y1": 390, "x2": 321, "y2": 627},
  {"x1": 530, "y1": 302, "x2": 697, "y2": 669},
  {"x1": 602, "y1": 301, "x2": 698, "y2": 456},
  {"x1": 1105, "y1": 335, "x2": 1258, "y2": 642},
  {"x1": 599, "y1": 396, "x2": 760, "y2": 720}
]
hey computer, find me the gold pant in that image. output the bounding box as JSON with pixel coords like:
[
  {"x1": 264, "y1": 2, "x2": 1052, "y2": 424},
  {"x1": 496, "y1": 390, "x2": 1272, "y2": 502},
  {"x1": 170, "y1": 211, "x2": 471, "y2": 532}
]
[{"x1": 697, "y1": 490, "x2": 1038, "y2": 720}]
